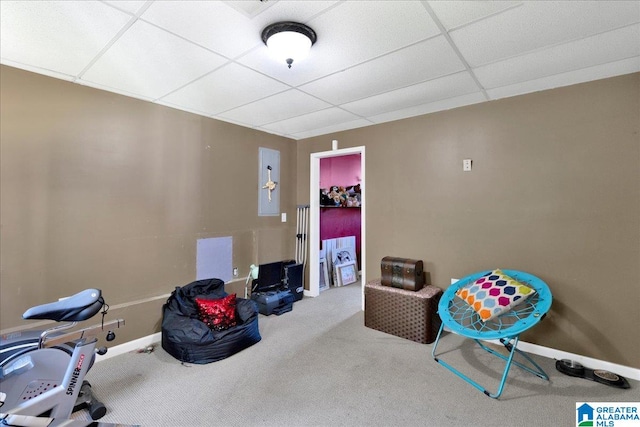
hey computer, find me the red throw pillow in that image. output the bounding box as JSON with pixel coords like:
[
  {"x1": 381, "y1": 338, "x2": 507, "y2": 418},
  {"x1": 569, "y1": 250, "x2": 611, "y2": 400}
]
[{"x1": 195, "y1": 294, "x2": 237, "y2": 331}]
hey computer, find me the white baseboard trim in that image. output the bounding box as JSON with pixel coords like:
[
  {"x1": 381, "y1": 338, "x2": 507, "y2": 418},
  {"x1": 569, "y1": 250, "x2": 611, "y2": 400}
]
[
  {"x1": 95, "y1": 332, "x2": 161, "y2": 362},
  {"x1": 513, "y1": 340, "x2": 640, "y2": 382},
  {"x1": 468, "y1": 333, "x2": 640, "y2": 382},
  {"x1": 99, "y1": 330, "x2": 640, "y2": 382},
  {"x1": 442, "y1": 324, "x2": 639, "y2": 381}
]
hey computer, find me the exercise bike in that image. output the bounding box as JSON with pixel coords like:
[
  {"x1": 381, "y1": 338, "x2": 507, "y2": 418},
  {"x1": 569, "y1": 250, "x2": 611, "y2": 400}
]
[{"x1": 0, "y1": 289, "x2": 124, "y2": 422}]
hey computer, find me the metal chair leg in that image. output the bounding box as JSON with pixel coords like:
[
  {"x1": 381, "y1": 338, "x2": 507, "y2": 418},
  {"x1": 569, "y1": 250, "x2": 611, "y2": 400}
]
[
  {"x1": 476, "y1": 338, "x2": 549, "y2": 380},
  {"x1": 432, "y1": 331, "x2": 549, "y2": 399}
]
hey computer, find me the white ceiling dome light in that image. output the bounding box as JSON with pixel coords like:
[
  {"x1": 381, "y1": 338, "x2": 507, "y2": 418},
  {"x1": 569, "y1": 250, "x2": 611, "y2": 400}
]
[{"x1": 261, "y1": 22, "x2": 317, "y2": 69}]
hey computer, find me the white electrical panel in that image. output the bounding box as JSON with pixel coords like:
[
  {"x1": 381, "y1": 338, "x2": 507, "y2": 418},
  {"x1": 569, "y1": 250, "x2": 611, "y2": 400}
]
[{"x1": 258, "y1": 147, "x2": 280, "y2": 216}]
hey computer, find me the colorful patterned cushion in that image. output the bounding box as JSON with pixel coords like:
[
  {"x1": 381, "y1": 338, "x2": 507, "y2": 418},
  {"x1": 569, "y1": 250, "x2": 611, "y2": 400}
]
[
  {"x1": 456, "y1": 269, "x2": 536, "y2": 322},
  {"x1": 195, "y1": 294, "x2": 237, "y2": 331}
]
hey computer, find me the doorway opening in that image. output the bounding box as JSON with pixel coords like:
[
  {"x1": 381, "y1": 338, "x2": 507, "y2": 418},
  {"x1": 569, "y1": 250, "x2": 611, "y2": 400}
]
[{"x1": 307, "y1": 146, "x2": 366, "y2": 310}]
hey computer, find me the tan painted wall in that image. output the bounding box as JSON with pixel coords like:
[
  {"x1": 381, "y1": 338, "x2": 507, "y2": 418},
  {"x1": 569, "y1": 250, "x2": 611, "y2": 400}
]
[
  {"x1": 2, "y1": 65, "x2": 638, "y2": 369},
  {"x1": 297, "y1": 73, "x2": 640, "y2": 369},
  {"x1": 0, "y1": 66, "x2": 296, "y2": 345}
]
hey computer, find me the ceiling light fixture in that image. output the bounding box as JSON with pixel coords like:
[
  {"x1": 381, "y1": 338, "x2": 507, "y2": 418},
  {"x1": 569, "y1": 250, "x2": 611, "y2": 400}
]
[{"x1": 261, "y1": 21, "x2": 317, "y2": 69}]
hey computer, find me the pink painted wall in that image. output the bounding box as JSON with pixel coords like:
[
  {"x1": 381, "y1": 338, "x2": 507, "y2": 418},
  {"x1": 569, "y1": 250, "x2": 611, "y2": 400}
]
[{"x1": 320, "y1": 154, "x2": 361, "y2": 190}]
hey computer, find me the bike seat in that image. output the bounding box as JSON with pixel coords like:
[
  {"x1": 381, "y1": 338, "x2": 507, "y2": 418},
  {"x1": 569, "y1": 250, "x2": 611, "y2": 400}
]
[{"x1": 22, "y1": 289, "x2": 103, "y2": 322}]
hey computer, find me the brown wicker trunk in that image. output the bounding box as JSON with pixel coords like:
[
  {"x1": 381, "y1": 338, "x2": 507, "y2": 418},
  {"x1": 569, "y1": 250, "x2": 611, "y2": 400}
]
[{"x1": 364, "y1": 279, "x2": 442, "y2": 344}]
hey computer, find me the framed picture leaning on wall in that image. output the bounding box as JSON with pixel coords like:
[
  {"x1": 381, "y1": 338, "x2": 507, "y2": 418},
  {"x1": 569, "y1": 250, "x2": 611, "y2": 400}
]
[
  {"x1": 330, "y1": 244, "x2": 357, "y2": 286},
  {"x1": 319, "y1": 257, "x2": 330, "y2": 291},
  {"x1": 335, "y1": 261, "x2": 358, "y2": 286}
]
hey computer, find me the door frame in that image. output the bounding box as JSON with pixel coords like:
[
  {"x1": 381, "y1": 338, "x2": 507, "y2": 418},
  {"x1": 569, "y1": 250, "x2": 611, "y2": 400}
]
[{"x1": 307, "y1": 146, "x2": 365, "y2": 309}]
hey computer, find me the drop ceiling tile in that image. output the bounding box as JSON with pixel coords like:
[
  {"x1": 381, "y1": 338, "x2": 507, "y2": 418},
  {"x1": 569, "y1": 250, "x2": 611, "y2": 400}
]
[
  {"x1": 475, "y1": 24, "x2": 640, "y2": 89},
  {"x1": 223, "y1": 0, "x2": 276, "y2": 19},
  {"x1": 218, "y1": 90, "x2": 332, "y2": 127},
  {"x1": 291, "y1": 119, "x2": 374, "y2": 140},
  {"x1": 0, "y1": 59, "x2": 76, "y2": 82},
  {"x1": 103, "y1": 1, "x2": 148, "y2": 15},
  {"x1": 160, "y1": 63, "x2": 289, "y2": 116},
  {"x1": 310, "y1": 0, "x2": 440, "y2": 61},
  {"x1": 239, "y1": 0, "x2": 440, "y2": 85},
  {"x1": 224, "y1": 0, "x2": 339, "y2": 22},
  {"x1": 299, "y1": 36, "x2": 465, "y2": 105},
  {"x1": 0, "y1": 1, "x2": 130, "y2": 76},
  {"x1": 260, "y1": 108, "x2": 361, "y2": 136},
  {"x1": 427, "y1": 0, "x2": 522, "y2": 30},
  {"x1": 141, "y1": 1, "x2": 255, "y2": 58},
  {"x1": 368, "y1": 92, "x2": 487, "y2": 124},
  {"x1": 81, "y1": 20, "x2": 227, "y2": 100},
  {"x1": 486, "y1": 56, "x2": 640, "y2": 100},
  {"x1": 245, "y1": 0, "x2": 340, "y2": 27},
  {"x1": 78, "y1": 79, "x2": 154, "y2": 103},
  {"x1": 342, "y1": 72, "x2": 481, "y2": 117},
  {"x1": 237, "y1": 43, "x2": 338, "y2": 87},
  {"x1": 450, "y1": 1, "x2": 640, "y2": 67}
]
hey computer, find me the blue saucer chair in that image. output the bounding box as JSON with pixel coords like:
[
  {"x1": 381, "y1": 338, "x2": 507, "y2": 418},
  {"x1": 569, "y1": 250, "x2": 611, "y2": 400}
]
[{"x1": 432, "y1": 269, "x2": 552, "y2": 399}]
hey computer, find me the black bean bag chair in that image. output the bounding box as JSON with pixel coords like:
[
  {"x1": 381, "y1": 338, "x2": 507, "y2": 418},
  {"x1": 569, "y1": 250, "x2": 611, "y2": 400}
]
[{"x1": 161, "y1": 278, "x2": 261, "y2": 364}]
